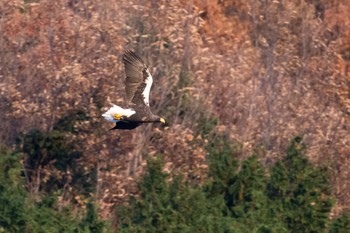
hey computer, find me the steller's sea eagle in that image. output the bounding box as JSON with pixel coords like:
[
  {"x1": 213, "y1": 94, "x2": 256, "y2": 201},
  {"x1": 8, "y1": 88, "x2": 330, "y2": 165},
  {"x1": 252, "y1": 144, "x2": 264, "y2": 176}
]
[{"x1": 102, "y1": 50, "x2": 165, "y2": 130}]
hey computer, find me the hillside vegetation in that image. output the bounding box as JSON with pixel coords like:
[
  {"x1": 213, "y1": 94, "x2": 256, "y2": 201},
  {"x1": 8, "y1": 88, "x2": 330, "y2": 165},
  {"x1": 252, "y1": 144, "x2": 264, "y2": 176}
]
[{"x1": 1, "y1": 0, "x2": 350, "y2": 231}]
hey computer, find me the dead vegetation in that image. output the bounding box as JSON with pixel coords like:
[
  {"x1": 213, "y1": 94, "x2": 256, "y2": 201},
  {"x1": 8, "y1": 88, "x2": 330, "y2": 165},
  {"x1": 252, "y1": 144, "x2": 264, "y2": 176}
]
[{"x1": 1, "y1": 0, "x2": 350, "y2": 218}]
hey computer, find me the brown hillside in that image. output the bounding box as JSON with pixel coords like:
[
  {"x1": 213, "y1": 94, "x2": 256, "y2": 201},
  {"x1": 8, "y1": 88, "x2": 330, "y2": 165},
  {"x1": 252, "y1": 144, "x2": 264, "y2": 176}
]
[{"x1": 1, "y1": 0, "x2": 350, "y2": 218}]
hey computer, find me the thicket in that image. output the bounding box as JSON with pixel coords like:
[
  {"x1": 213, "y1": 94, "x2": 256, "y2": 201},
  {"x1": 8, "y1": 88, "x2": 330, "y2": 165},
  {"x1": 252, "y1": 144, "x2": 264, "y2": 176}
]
[
  {"x1": 1, "y1": 0, "x2": 350, "y2": 218},
  {"x1": 15, "y1": 110, "x2": 96, "y2": 197},
  {"x1": 117, "y1": 136, "x2": 350, "y2": 233},
  {"x1": 0, "y1": 144, "x2": 110, "y2": 233},
  {"x1": 1, "y1": 115, "x2": 350, "y2": 232},
  {"x1": 0, "y1": 111, "x2": 110, "y2": 232}
]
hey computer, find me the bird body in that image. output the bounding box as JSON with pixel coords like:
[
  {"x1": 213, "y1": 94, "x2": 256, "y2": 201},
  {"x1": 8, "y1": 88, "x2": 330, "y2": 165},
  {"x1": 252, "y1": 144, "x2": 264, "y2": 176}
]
[{"x1": 102, "y1": 50, "x2": 165, "y2": 130}]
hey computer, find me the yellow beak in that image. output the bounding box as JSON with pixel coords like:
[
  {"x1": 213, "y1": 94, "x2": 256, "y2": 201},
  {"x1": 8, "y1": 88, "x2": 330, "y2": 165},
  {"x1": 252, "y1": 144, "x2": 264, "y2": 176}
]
[
  {"x1": 160, "y1": 118, "x2": 166, "y2": 124},
  {"x1": 113, "y1": 114, "x2": 123, "y2": 120}
]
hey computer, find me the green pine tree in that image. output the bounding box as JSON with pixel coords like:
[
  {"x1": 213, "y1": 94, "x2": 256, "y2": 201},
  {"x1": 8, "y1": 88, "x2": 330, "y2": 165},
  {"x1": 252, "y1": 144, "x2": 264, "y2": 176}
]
[
  {"x1": 267, "y1": 137, "x2": 333, "y2": 232},
  {"x1": 329, "y1": 213, "x2": 350, "y2": 233},
  {"x1": 0, "y1": 144, "x2": 110, "y2": 233},
  {"x1": 116, "y1": 136, "x2": 346, "y2": 233},
  {"x1": 117, "y1": 157, "x2": 233, "y2": 233}
]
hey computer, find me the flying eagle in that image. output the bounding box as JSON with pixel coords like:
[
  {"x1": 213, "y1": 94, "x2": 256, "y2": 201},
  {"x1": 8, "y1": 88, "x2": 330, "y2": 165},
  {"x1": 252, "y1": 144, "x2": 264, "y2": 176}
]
[{"x1": 102, "y1": 50, "x2": 165, "y2": 130}]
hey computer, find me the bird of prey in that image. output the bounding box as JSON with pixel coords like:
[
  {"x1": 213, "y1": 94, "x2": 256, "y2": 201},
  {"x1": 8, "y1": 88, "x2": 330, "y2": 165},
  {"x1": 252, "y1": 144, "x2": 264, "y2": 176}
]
[{"x1": 102, "y1": 50, "x2": 165, "y2": 130}]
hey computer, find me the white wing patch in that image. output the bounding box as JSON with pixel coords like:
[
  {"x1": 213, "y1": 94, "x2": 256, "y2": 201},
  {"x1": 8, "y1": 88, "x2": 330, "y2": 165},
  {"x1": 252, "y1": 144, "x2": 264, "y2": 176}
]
[
  {"x1": 142, "y1": 69, "x2": 153, "y2": 107},
  {"x1": 102, "y1": 104, "x2": 135, "y2": 122}
]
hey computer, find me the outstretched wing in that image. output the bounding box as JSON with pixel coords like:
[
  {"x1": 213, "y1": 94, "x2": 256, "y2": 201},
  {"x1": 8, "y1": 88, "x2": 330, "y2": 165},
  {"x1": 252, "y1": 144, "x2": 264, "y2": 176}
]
[{"x1": 123, "y1": 50, "x2": 153, "y2": 109}]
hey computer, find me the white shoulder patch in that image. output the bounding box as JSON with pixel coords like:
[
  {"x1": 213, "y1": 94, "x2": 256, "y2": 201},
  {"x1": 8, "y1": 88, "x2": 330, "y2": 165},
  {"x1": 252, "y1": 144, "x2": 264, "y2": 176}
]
[{"x1": 142, "y1": 69, "x2": 153, "y2": 107}]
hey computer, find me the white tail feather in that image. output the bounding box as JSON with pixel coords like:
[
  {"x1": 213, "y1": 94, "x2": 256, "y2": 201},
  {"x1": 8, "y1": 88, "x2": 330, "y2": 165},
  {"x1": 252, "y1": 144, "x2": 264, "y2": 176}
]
[{"x1": 102, "y1": 105, "x2": 135, "y2": 122}]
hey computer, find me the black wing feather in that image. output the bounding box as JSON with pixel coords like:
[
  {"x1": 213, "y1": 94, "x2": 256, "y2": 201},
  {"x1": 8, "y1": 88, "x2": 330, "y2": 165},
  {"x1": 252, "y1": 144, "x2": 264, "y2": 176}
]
[{"x1": 123, "y1": 50, "x2": 153, "y2": 109}]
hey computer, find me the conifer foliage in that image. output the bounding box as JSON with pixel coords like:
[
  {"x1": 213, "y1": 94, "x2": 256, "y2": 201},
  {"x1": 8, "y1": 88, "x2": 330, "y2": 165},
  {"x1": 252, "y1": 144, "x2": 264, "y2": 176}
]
[
  {"x1": 117, "y1": 137, "x2": 348, "y2": 232},
  {"x1": 1, "y1": 130, "x2": 350, "y2": 232},
  {"x1": 267, "y1": 137, "x2": 333, "y2": 232},
  {"x1": 117, "y1": 157, "x2": 233, "y2": 233},
  {"x1": 0, "y1": 145, "x2": 110, "y2": 233}
]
